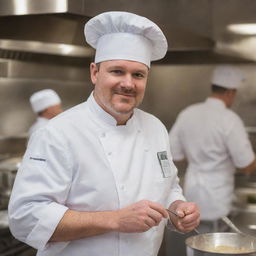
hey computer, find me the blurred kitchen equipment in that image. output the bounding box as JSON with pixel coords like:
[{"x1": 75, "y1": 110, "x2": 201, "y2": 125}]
[
  {"x1": 0, "y1": 136, "x2": 27, "y2": 156},
  {"x1": 186, "y1": 232, "x2": 256, "y2": 255},
  {"x1": 0, "y1": 156, "x2": 21, "y2": 210},
  {"x1": 234, "y1": 187, "x2": 256, "y2": 209},
  {"x1": 221, "y1": 216, "x2": 244, "y2": 235},
  {"x1": 0, "y1": 222, "x2": 36, "y2": 255},
  {"x1": 230, "y1": 186, "x2": 256, "y2": 237},
  {"x1": 235, "y1": 172, "x2": 256, "y2": 189},
  {"x1": 0, "y1": 210, "x2": 8, "y2": 229}
]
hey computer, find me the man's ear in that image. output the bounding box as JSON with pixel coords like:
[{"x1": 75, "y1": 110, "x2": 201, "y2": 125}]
[{"x1": 90, "y1": 63, "x2": 98, "y2": 84}]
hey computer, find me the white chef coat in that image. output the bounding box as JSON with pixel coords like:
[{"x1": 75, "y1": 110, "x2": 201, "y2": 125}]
[
  {"x1": 28, "y1": 117, "x2": 49, "y2": 136},
  {"x1": 169, "y1": 97, "x2": 254, "y2": 221},
  {"x1": 9, "y1": 92, "x2": 185, "y2": 256}
]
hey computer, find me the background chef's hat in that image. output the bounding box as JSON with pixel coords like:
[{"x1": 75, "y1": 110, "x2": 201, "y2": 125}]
[
  {"x1": 30, "y1": 89, "x2": 61, "y2": 113},
  {"x1": 84, "y1": 11, "x2": 168, "y2": 67},
  {"x1": 211, "y1": 65, "x2": 245, "y2": 89}
]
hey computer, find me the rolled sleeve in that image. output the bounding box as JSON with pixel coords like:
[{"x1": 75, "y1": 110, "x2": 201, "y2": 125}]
[{"x1": 26, "y1": 202, "x2": 68, "y2": 250}]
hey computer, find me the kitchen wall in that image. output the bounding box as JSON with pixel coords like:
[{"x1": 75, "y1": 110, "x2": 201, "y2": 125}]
[
  {"x1": 1, "y1": 61, "x2": 256, "y2": 161},
  {"x1": 1, "y1": 62, "x2": 256, "y2": 136}
]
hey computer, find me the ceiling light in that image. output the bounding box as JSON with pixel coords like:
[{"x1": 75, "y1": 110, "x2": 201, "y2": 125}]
[{"x1": 227, "y1": 23, "x2": 256, "y2": 35}]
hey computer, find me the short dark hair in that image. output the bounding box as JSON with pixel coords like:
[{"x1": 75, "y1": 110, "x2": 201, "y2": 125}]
[
  {"x1": 96, "y1": 63, "x2": 101, "y2": 70},
  {"x1": 211, "y1": 84, "x2": 228, "y2": 94}
]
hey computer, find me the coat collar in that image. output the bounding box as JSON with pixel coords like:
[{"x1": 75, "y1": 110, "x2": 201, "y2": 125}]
[{"x1": 87, "y1": 92, "x2": 136, "y2": 128}]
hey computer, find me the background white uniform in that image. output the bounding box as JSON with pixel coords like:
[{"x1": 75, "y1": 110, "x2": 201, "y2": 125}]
[
  {"x1": 169, "y1": 97, "x2": 254, "y2": 221},
  {"x1": 28, "y1": 117, "x2": 49, "y2": 136}
]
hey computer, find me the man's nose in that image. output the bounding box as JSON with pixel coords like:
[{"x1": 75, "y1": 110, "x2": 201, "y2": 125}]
[{"x1": 120, "y1": 74, "x2": 134, "y2": 88}]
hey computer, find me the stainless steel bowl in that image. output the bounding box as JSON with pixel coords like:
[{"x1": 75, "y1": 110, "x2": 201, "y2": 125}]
[{"x1": 186, "y1": 233, "x2": 256, "y2": 255}]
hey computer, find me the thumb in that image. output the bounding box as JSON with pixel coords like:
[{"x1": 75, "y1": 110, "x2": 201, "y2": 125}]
[{"x1": 176, "y1": 210, "x2": 186, "y2": 218}]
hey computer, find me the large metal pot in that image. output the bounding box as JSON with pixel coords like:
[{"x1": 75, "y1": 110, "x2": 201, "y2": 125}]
[{"x1": 186, "y1": 233, "x2": 256, "y2": 256}]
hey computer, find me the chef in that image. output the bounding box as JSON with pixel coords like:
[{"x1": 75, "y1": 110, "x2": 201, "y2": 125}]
[
  {"x1": 169, "y1": 65, "x2": 256, "y2": 233},
  {"x1": 28, "y1": 89, "x2": 63, "y2": 136},
  {"x1": 8, "y1": 11, "x2": 200, "y2": 256}
]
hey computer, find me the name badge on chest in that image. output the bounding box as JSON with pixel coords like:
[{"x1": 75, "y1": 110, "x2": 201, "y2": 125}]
[{"x1": 157, "y1": 151, "x2": 172, "y2": 178}]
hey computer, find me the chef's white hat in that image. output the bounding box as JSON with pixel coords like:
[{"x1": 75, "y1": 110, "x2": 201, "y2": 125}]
[
  {"x1": 211, "y1": 65, "x2": 245, "y2": 89},
  {"x1": 30, "y1": 89, "x2": 61, "y2": 113},
  {"x1": 84, "y1": 11, "x2": 168, "y2": 68}
]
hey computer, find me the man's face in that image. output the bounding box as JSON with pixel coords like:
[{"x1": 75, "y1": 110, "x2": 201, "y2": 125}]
[
  {"x1": 226, "y1": 89, "x2": 237, "y2": 108},
  {"x1": 47, "y1": 104, "x2": 63, "y2": 118},
  {"x1": 90, "y1": 60, "x2": 149, "y2": 123}
]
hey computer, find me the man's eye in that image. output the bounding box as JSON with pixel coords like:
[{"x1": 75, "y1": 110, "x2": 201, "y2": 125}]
[
  {"x1": 110, "y1": 70, "x2": 123, "y2": 75},
  {"x1": 133, "y1": 73, "x2": 145, "y2": 78}
]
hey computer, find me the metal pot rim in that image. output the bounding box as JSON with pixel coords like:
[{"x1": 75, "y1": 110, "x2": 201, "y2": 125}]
[{"x1": 185, "y1": 232, "x2": 256, "y2": 255}]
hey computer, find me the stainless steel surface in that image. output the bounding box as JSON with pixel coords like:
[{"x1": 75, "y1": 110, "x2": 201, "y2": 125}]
[
  {"x1": 231, "y1": 186, "x2": 256, "y2": 237},
  {"x1": 0, "y1": 0, "x2": 70, "y2": 15},
  {"x1": 186, "y1": 233, "x2": 256, "y2": 255},
  {"x1": 0, "y1": 2, "x2": 256, "y2": 140},
  {"x1": 0, "y1": 225, "x2": 36, "y2": 256},
  {"x1": 221, "y1": 216, "x2": 244, "y2": 235},
  {"x1": 0, "y1": 77, "x2": 91, "y2": 136},
  {"x1": 235, "y1": 173, "x2": 256, "y2": 189},
  {"x1": 0, "y1": 0, "x2": 213, "y2": 52},
  {"x1": 233, "y1": 187, "x2": 256, "y2": 211},
  {"x1": 2, "y1": 0, "x2": 256, "y2": 60},
  {"x1": 246, "y1": 127, "x2": 256, "y2": 134},
  {"x1": 0, "y1": 210, "x2": 8, "y2": 228},
  {"x1": 0, "y1": 156, "x2": 21, "y2": 210},
  {"x1": 0, "y1": 136, "x2": 27, "y2": 155},
  {"x1": 0, "y1": 39, "x2": 94, "y2": 57}
]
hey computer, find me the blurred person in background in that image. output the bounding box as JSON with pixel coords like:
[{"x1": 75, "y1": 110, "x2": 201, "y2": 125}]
[
  {"x1": 8, "y1": 11, "x2": 200, "y2": 256},
  {"x1": 29, "y1": 89, "x2": 63, "y2": 136},
  {"x1": 169, "y1": 65, "x2": 256, "y2": 234}
]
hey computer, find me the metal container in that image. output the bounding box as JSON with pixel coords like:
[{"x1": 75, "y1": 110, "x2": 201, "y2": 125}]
[
  {"x1": 234, "y1": 188, "x2": 256, "y2": 208},
  {"x1": 0, "y1": 156, "x2": 21, "y2": 209},
  {"x1": 235, "y1": 173, "x2": 256, "y2": 189},
  {"x1": 186, "y1": 233, "x2": 256, "y2": 256},
  {"x1": 231, "y1": 187, "x2": 256, "y2": 237}
]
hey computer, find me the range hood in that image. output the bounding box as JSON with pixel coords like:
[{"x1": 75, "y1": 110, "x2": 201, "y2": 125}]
[
  {"x1": 0, "y1": 0, "x2": 256, "y2": 63},
  {"x1": 0, "y1": 0, "x2": 86, "y2": 16},
  {"x1": 0, "y1": 0, "x2": 215, "y2": 62},
  {"x1": 0, "y1": 0, "x2": 94, "y2": 59}
]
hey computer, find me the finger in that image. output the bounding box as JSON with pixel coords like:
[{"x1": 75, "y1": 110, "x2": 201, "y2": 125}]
[
  {"x1": 179, "y1": 216, "x2": 200, "y2": 230},
  {"x1": 147, "y1": 209, "x2": 164, "y2": 225},
  {"x1": 176, "y1": 209, "x2": 186, "y2": 218},
  {"x1": 181, "y1": 220, "x2": 199, "y2": 230},
  {"x1": 144, "y1": 217, "x2": 157, "y2": 228},
  {"x1": 179, "y1": 205, "x2": 195, "y2": 217},
  {"x1": 176, "y1": 221, "x2": 198, "y2": 232},
  {"x1": 179, "y1": 207, "x2": 200, "y2": 220},
  {"x1": 148, "y1": 201, "x2": 168, "y2": 218}
]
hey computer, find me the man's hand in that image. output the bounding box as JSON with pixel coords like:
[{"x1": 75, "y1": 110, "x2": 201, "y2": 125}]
[
  {"x1": 168, "y1": 200, "x2": 200, "y2": 233},
  {"x1": 114, "y1": 200, "x2": 168, "y2": 233}
]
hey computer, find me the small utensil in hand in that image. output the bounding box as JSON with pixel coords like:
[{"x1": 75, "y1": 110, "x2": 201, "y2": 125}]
[{"x1": 166, "y1": 208, "x2": 200, "y2": 234}]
